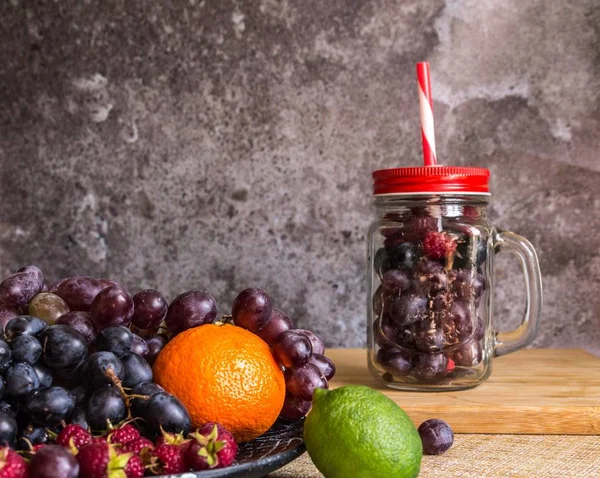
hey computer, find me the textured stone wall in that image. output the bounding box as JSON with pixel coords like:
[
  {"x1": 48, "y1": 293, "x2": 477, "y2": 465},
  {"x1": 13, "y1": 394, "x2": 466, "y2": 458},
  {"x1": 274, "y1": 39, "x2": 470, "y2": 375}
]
[{"x1": 1, "y1": 0, "x2": 599, "y2": 353}]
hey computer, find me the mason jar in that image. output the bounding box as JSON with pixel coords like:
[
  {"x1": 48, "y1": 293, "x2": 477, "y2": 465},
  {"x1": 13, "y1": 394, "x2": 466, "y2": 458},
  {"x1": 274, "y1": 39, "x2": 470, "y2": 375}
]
[{"x1": 367, "y1": 166, "x2": 542, "y2": 391}]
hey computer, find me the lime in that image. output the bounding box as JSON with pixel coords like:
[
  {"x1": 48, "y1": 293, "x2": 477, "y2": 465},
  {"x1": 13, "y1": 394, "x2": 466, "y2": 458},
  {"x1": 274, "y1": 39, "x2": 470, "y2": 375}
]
[{"x1": 304, "y1": 385, "x2": 422, "y2": 478}]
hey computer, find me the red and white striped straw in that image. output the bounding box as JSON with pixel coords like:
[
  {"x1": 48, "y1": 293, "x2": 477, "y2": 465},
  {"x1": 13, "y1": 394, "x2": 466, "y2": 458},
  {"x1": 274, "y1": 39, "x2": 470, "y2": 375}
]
[{"x1": 416, "y1": 62, "x2": 437, "y2": 166}]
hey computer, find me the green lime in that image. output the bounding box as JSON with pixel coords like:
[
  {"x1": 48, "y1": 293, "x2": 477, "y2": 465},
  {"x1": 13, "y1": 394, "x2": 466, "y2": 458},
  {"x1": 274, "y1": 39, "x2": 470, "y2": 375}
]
[{"x1": 304, "y1": 385, "x2": 422, "y2": 478}]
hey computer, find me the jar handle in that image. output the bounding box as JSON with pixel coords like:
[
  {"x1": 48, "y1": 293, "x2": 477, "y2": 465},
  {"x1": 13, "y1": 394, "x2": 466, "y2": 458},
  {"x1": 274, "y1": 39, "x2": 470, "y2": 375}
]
[{"x1": 492, "y1": 229, "x2": 543, "y2": 357}]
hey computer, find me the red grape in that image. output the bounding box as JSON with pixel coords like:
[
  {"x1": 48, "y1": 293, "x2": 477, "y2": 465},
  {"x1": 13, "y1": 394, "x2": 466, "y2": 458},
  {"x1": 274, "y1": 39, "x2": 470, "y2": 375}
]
[
  {"x1": 231, "y1": 288, "x2": 272, "y2": 333},
  {"x1": 296, "y1": 329, "x2": 325, "y2": 355},
  {"x1": 55, "y1": 276, "x2": 108, "y2": 311},
  {"x1": 279, "y1": 394, "x2": 311, "y2": 421},
  {"x1": 308, "y1": 353, "x2": 336, "y2": 380},
  {"x1": 284, "y1": 363, "x2": 328, "y2": 401},
  {"x1": 272, "y1": 330, "x2": 312, "y2": 368},
  {"x1": 0, "y1": 270, "x2": 44, "y2": 306},
  {"x1": 145, "y1": 334, "x2": 167, "y2": 365},
  {"x1": 56, "y1": 311, "x2": 97, "y2": 344},
  {"x1": 132, "y1": 289, "x2": 168, "y2": 330},
  {"x1": 165, "y1": 290, "x2": 217, "y2": 335},
  {"x1": 90, "y1": 286, "x2": 134, "y2": 330},
  {"x1": 256, "y1": 308, "x2": 292, "y2": 346}
]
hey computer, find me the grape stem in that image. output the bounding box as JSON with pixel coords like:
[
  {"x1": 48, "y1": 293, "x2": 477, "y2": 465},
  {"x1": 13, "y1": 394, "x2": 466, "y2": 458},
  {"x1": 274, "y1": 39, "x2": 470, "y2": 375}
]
[{"x1": 105, "y1": 366, "x2": 150, "y2": 419}]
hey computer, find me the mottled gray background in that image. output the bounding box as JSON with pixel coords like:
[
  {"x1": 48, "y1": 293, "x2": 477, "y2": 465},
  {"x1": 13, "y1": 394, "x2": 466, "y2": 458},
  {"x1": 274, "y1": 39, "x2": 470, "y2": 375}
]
[{"x1": 1, "y1": 0, "x2": 599, "y2": 353}]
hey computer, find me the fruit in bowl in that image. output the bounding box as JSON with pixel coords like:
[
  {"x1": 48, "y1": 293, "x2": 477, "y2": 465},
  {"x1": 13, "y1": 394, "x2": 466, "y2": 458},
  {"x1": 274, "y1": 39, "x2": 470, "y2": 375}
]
[{"x1": 0, "y1": 265, "x2": 334, "y2": 476}]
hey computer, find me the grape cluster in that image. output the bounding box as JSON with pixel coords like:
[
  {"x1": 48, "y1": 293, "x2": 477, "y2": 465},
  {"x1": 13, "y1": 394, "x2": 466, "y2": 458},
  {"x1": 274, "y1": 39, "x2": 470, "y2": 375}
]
[
  {"x1": 231, "y1": 289, "x2": 335, "y2": 421},
  {"x1": 0, "y1": 266, "x2": 193, "y2": 454},
  {"x1": 373, "y1": 211, "x2": 487, "y2": 383},
  {"x1": 0, "y1": 265, "x2": 330, "y2": 476}
]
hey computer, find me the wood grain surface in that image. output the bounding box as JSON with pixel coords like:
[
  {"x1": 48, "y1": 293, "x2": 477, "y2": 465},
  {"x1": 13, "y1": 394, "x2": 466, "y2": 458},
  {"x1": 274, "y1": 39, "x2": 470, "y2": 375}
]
[{"x1": 326, "y1": 348, "x2": 600, "y2": 435}]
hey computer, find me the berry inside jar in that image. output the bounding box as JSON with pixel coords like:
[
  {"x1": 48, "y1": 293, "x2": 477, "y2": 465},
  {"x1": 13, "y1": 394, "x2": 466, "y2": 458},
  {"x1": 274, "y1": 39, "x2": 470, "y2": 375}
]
[{"x1": 369, "y1": 202, "x2": 491, "y2": 390}]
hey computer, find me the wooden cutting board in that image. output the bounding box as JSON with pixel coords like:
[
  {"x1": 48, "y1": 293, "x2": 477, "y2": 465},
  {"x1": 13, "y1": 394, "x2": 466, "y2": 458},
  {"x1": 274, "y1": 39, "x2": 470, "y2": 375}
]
[{"x1": 326, "y1": 348, "x2": 600, "y2": 435}]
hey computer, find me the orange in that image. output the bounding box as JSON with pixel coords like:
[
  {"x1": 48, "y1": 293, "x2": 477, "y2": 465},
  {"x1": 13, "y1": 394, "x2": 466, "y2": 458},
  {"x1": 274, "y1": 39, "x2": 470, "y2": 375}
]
[{"x1": 152, "y1": 323, "x2": 286, "y2": 443}]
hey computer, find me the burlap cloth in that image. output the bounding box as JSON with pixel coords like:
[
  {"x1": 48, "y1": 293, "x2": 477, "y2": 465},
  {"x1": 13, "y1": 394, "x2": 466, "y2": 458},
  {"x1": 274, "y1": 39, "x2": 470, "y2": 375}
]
[{"x1": 269, "y1": 434, "x2": 600, "y2": 477}]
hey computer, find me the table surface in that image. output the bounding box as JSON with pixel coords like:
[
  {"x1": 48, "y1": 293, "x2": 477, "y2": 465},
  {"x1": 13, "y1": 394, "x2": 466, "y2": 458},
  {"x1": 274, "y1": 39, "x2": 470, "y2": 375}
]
[
  {"x1": 270, "y1": 348, "x2": 600, "y2": 477},
  {"x1": 270, "y1": 435, "x2": 600, "y2": 477}
]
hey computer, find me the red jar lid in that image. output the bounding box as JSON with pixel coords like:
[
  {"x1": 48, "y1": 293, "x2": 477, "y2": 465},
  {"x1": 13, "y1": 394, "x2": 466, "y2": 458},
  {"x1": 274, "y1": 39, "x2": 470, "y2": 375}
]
[{"x1": 372, "y1": 166, "x2": 490, "y2": 195}]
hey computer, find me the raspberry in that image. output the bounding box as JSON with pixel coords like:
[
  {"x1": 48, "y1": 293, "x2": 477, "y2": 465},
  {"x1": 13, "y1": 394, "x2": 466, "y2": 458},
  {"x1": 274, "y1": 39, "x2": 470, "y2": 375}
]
[
  {"x1": 148, "y1": 444, "x2": 187, "y2": 475},
  {"x1": 121, "y1": 437, "x2": 154, "y2": 456},
  {"x1": 107, "y1": 424, "x2": 140, "y2": 446},
  {"x1": 0, "y1": 447, "x2": 27, "y2": 478},
  {"x1": 77, "y1": 441, "x2": 143, "y2": 478},
  {"x1": 185, "y1": 422, "x2": 238, "y2": 470},
  {"x1": 423, "y1": 231, "x2": 456, "y2": 260},
  {"x1": 55, "y1": 424, "x2": 92, "y2": 452}
]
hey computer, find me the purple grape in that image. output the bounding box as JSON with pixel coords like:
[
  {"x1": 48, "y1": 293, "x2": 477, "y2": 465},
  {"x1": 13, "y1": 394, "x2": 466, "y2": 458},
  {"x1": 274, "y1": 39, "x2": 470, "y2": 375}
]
[
  {"x1": 5, "y1": 362, "x2": 40, "y2": 398},
  {"x1": 284, "y1": 363, "x2": 328, "y2": 401},
  {"x1": 55, "y1": 276, "x2": 108, "y2": 311},
  {"x1": 120, "y1": 352, "x2": 153, "y2": 388},
  {"x1": 40, "y1": 325, "x2": 88, "y2": 370},
  {"x1": 388, "y1": 293, "x2": 427, "y2": 326},
  {"x1": 296, "y1": 329, "x2": 325, "y2": 356},
  {"x1": 386, "y1": 242, "x2": 417, "y2": 270},
  {"x1": 412, "y1": 353, "x2": 448, "y2": 380},
  {"x1": 231, "y1": 288, "x2": 272, "y2": 333},
  {"x1": 165, "y1": 290, "x2": 217, "y2": 335},
  {"x1": 95, "y1": 326, "x2": 133, "y2": 357},
  {"x1": 86, "y1": 385, "x2": 127, "y2": 431},
  {"x1": 395, "y1": 325, "x2": 417, "y2": 350},
  {"x1": 279, "y1": 394, "x2": 311, "y2": 421},
  {"x1": 256, "y1": 308, "x2": 292, "y2": 346},
  {"x1": 308, "y1": 354, "x2": 336, "y2": 380},
  {"x1": 418, "y1": 419, "x2": 454, "y2": 455},
  {"x1": 452, "y1": 339, "x2": 483, "y2": 367},
  {"x1": 132, "y1": 289, "x2": 168, "y2": 330},
  {"x1": 272, "y1": 330, "x2": 312, "y2": 368},
  {"x1": 414, "y1": 260, "x2": 448, "y2": 295},
  {"x1": 373, "y1": 317, "x2": 399, "y2": 348},
  {"x1": 25, "y1": 386, "x2": 76, "y2": 427},
  {"x1": 377, "y1": 348, "x2": 413, "y2": 376},
  {"x1": 4, "y1": 315, "x2": 47, "y2": 340},
  {"x1": 449, "y1": 301, "x2": 473, "y2": 340},
  {"x1": 381, "y1": 269, "x2": 411, "y2": 293},
  {"x1": 130, "y1": 334, "x2": 150, "y2": 358},
  {"x1": 452, "y1": 270, "x2": 485, "y2": 300},
  {"x1": 29, "y1": 292, "x2": 70, "y2": 324},
  {"x1": 28, "y1": 444, "x2": 79, "y2": 478},
  {"x1": 414, "y1": 324, "x2": 446, "y2": 353},
  {"x1": 130, "y1": 382, "x2": 164, "y2": 417},
  {"x1": 56, "y1": 311, "x2": 97, "y2": 344},
  {"x1": 145, "y1": 334, "x2": 167, "y2": 365},
  {"x1": 0, "y1": 270, "x2": 44, "y2": 306},
  {"x1": 10, "y1": 335, "x2": 42, "y2": 364},
  {"x1": 90, "y1": 286, "x2": 134, "y2": 330},
  {"x1": 32, "y1": 362, "x2": 53, "y2": 388}
]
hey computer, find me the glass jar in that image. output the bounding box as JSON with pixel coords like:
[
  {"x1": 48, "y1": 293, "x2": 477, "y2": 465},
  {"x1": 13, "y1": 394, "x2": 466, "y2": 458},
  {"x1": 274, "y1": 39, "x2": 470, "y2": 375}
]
[{"x1": 367, "y1": 167, "x2": 542, "y2": 391}]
